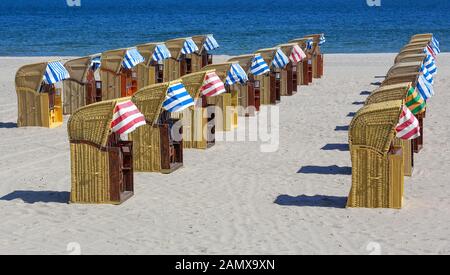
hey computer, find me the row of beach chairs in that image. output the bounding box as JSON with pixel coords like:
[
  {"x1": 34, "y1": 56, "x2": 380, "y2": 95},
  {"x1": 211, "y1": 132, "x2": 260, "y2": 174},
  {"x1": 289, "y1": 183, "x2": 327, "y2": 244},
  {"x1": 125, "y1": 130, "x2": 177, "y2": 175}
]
[
  {"x1": 14, "y1": 34, "x2": 326, "y2": 204},
  {"x1": 347, "y1": 33, "x2": 440, "y2": 209}
]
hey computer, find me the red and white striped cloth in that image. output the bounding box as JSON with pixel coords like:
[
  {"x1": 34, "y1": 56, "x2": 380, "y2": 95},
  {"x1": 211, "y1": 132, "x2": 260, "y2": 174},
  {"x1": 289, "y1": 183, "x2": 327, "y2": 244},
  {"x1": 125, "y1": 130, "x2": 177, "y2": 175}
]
[
  {"x1": 426, "y1": 45, "x2": 437, "y2": 59},
  {"x1": 396, "y1": 106, "x2": 420, "y2": 140},
  {"x1": 111, "y1": 100, "x2": 146, "y2": 139},
  {"x1": 200, "y1": 72, "x2": 227, "y2": 97},
  {"x1": 290, "y1": 45, "x2": 307, "y2": 64}
]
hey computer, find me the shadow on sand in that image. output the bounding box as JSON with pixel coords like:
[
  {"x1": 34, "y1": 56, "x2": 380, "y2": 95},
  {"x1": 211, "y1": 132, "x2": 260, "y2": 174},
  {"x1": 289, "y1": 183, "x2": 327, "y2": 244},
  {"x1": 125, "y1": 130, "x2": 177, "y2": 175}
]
[
  {"x1": 0, "y1": 191, "x2": 70, "y2": 204},
  {"x1": 0, "y1": 122, "x2": 18, "y2": 129},
  {"x1": 297, "y1": 165, "x2": 352, "y2": 175},
  {"x1": 274, "y1": 195, "x2": 347, "y2": 209},
  {"x1": 335, "y1": 125, "x2": 349, "y2": 131},
  {"x1": 321, "y1": 143, "x2": 349, "y2": 151}
]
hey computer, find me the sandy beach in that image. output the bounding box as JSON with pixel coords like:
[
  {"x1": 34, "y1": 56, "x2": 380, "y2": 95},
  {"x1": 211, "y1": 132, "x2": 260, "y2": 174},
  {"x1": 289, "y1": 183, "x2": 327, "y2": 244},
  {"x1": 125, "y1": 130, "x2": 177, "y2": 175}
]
[{"x1": 1, "y1": 53, "x2": 449, "y2": 255}]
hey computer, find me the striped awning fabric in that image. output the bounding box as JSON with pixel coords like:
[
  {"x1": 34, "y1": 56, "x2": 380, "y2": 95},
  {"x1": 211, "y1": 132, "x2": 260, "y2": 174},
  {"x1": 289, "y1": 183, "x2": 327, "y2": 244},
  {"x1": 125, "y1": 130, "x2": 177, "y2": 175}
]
[
  {"x1": 90, "y1": 56, "x2": 101, "y2": 71},
  {"x1": 420, "y1": 64, "x2": 434, "y2": 85},
  {"x1": 272, "y1": 49, "x2": 290, "y2": 69},
  {"x1": 306, "y1": 39, "x2": 314, "y2": 50},
  {"x1": 43, "y1": 61, "x2": 70, "y2": 84},
  {"x1": 200, "y1": 72, "x2": 226, "y2": 97},
  {"x1": 290, "y1": 45, "x2": 307, "y2": 64},
  {"x1": 405, "y1": 87, "x2": 426, "y2": 115},
  {"x1": 111, "y1": 100, "x2": 146, "y2": 140},
  {"x1": 250, "y1": 54, "x2": 270, "y2": 76},
  {"x1": 416, "y1": 74, "x2": 434, "y2": 101},
  {"x1": 319, "y1": 34, "x2": 326, "y2": 45},
  {"x1": 122, "y1": 48, "x2": 145, "y2": 69},
  {"x1": 396, "y1": 106, "x2": 420, "y2": 140},
  {"x1": 424, "y1": 54, "x2": 437, "y2": 76},
  {"x1": 152, "y1": 44, "x2": 172, "y2": 62},
  {"x1": 203, "y1": 35, "x2": 220, "y2": 52},
  {"x1": 225, "y1": 64, "x2": 248, "y2": 85},
  {"x1": 162, "y1": 83, "x2": 195, "y2": 112},
  {"x1": 431, "y1": 37, "x2": 440, "y2": 54},
  {"x1": 181, "y1": 38, "x2": 199, "y2": 55}
]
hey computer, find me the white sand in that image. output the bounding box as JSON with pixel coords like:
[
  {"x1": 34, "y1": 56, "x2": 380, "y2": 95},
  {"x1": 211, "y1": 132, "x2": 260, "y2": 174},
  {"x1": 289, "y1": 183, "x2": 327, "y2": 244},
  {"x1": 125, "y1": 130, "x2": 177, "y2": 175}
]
[{"x1": 0, "y1": 54, "x2": 449, "y2": 255}]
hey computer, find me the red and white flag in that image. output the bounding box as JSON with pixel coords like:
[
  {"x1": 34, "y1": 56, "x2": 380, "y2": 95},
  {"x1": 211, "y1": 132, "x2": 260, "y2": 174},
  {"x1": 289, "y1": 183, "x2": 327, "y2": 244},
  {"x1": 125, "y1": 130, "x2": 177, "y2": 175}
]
[
  {"x1": 396, "y1": 106, "x2": 420, "y2": 140},
  {"x1": 290, "y1": 45, "x2": 307, "y2": 64},
  {"x1": 111, "y1": 100, "x2": 146, "y2": 139},
  {"x1": 200, "y1": 72, "x2": 226, "y2": 97}
]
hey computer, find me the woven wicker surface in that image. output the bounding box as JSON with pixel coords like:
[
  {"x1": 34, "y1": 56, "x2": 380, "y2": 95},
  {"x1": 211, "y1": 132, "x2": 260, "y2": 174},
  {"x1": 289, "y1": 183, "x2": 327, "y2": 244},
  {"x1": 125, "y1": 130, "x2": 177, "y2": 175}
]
[
  {"x1": 201, "y1": 62, "x2": 233, "y2": 82},
  {"x1": 136, "y1": 42, "x2": 162, "y2": 66},
  {"x1": 132, "y1": 82, "x2": 171, "y2": 126},
  {"x1": 15, "y1": 62, "x2": 48, "y2": 92},
  {"x1": 101, "y1": 48, "x2": 127, "y2": 74},
  {"x1": 387, "y1": 61, "x2": 423, "y2": 77},
  {"x1": 68, "y1": 99, "x2": 130, "y2": 148},
  {"x1": 165, "y1": 37, "x2": 190, "y2": 59},
  {"x1": 192, "y1": 35, "x2": 210, "y2": 53},
  {"x1": 349, "y1": 100, "x2": 403, "y2": 155},
  {"x1": 64, "y1": 56, "x2": 91, "y2": 83},
  {"x1": 365, "y1": 83, "x2": 412, "y2": 105},
  {"x1": 277, "y1": 43, "x2": 298, "y2": 58},
  {"x1": 130, "y1": 124, "x2": 162, "y2": 172},
  {"x1": 255, "y1": 48, "x2": 277, "y2": 64},
  {"x1": 382, "y1": 72, "x2": 419, "y2": 86},
  {"x1": 288, "y1": 38, "x2": 309, "y2": 50},
  {"x1": 401, "y1": 43, "x2": 428, "y2": 53},
  {"x1": 410, "y1": 33, "x2": 433, "y2": 41},
  {"x1": 181, "y1": 70, "x2": 213, "y2": 99},
  {"x1": 395, "y1": 53, "x2": 426, "y2": 64},
  {"x1": 227, "y1": 55, "x2": 254, "y2": 72}
]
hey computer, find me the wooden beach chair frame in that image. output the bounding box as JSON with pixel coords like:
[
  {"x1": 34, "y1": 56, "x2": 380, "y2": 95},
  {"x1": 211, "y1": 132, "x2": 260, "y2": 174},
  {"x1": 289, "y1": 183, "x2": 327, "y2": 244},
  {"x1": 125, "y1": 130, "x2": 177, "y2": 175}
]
[
  {"x1": 289, "y1": 38, "x2": 313, "y2": 85},
  {"x1": 68, "y1": 98, "x2": 134, "y2": 204},
  {"x1": 255, "y1": 48, "x2": 281, "y2": 105},
  {"x1": 303, "y1": 34, "x2": 325, "y2": 79},
  {"x1": 136, "y1": 42, "x2": 167, "y2": 89},
  {"x1": 277, "y1": 43, "x2": 300, "y2": 96},
  {"x1": 164, "y1": 37, "x2": 201, "y2": 82}
]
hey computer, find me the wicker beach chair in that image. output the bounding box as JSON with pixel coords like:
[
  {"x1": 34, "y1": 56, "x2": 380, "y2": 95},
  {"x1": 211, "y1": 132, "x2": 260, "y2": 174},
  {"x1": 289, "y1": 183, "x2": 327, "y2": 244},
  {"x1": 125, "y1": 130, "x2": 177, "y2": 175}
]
[
  {"x1": 164, "y1": 37, "x2": 203, "y2": 81},
  {"x1": 394, "y1": 53, "x2": 427, "y2": 64},
  {"x1": 68, "y1": 98, "x2": 134, "y2": 204},
  {"x1": 15, "y1": 61, "x2": 68, "y2": 128},
  {"x1": 254, "y1": 48, "x2": 281, "y2": 105},
  {"x1": 201, "y1": 62, "x2": 240, "y2": 131},
  {"x1": 386, "y1": 61, "x2": 423, "y2": 78},
  {"x1": 100, "y1": 48, "x2": 143, "y2": 100},
  {"x1": 365, "y1": 83, "x2": 417, "y2": 176},
  {"x1": 135, "y1": 42, "x2": 169, "y2": 89},
  {"x1": 63, "y1": 55, "x2": 101, "y2": 115},
  {"x1": 192, "y1": 35, "x2": 216, "y2": 68},
  {"x1": 303, "y1": 34, "x2": 325, "y2": 79},
  {"x1": 228, "y1": 54, "x2": 261, "y2": 116},
  {"x1": 288, "y1": 38, "x2": 313, "y2": 85},
  {"x1": 172, "y1": 70, "x2": 217, "y2": 149},
  {"x1": 130, "y1": 82, "x2": 183, "y2": 174},
  {"x1": 276, "y1": 43, "x2": 300, "y2": 96},
  {"x1": 347, "y1": 100, "x2": 406, "y2": 209},
  {"x1": 409, "y1": 33, "x2": 433, "y2": 43}
]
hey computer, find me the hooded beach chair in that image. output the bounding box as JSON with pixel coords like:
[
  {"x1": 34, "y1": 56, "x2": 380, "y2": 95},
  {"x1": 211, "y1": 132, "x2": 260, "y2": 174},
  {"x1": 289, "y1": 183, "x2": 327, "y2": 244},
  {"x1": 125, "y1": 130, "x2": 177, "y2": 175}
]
[
  {"x1": 386, "y1": 61, "x2": 423, "y2": 78},
  {"x1": 135, "y1": 42, "x2": 172, "y2": 89},
  {"x1": 228, "y1": 54, "x2": 263, "y2": 116},
  {"x1": 201, "y1": 62, "x2": 247, "y2": 131},
  {"x1": 409, "y1": 33, "x2": 433, "y2": 43},
  {"x1": 347, "y1": 100, "x2": 421, "y2": 209},
  {"x1": 394, "y1": 53, "x2": 427, "y2": 64},
  {"x1": 15, "y1": 61, "x2": 70, "y2": 128},
  {"x1": 365, "y1": 82, "x2": 425, "y2": 176},
  {"x1": 100, "y1": 48, "x2": 145, "y2": 100},
  {"x1": 68, "y1": 98, "x2": 144, "y2": 204},
  {"x1": 254, "y1": 48, "x2": 282, "y2": 104},
  {"x1": 289, "y1": 38, "x2": 313, "y2": 85},
  {"x1": 276, "y1": 43, "x2": 304, "y2": 96},
  {"x1": 303, "y1": 33, "x2": 325, "y2": 78},
  {"x1": 130, "y1": 81, "x2": 191, "y2": 173},
  {"x1": 63, "y1": 55, "x2": 101, "y2": 115},
  {"x1": 192, "y1": 34, "x2": 219, "y2": 69},
  {"x1": 164, "y1": 37, "x2": 201, "y2": 81}
]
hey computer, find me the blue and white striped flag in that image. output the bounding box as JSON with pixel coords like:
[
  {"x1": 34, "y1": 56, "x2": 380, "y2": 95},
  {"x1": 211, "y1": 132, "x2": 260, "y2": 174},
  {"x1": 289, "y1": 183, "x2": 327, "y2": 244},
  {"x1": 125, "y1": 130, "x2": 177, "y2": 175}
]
[
  {"x1": 319, "y1": 34, "x2": 326, "y2": 45},
  {"x1": 225, "y1": 64, "x2": 248, "y2": 85},
  {"x1": 416, "y1": 74, "x2": 434, "y2": 101},
  {"x1": 152, "y1": 44, "x2": 172, "y2": 62},
  {"x1": 431, "y1": 37, "x2": 441, "y2": 54},
  {"x1": 306, "y1": 39, "x2": 314, "y2": 50},
  {"x1": 272, "y1": 49, "x2": 290, "y2": 69},
  {"x1": 44, "y1": 61, "x2": 70, "y2": 84},
  {"x1": 424, "y1": 54, "x2": 437, "y2": 76},
  {"x1": 250, "y1": 54, "x2": 270, "y2": 76},
  {"x1": 123, "y1": 48, "x2": 145, "y2": 69},
  {"x1": 162, "y1": 83, "x2": 195, "y2": 112},
  {"x1": 420, "y1": 64, "x2": 434, "y2": 85},
  {"x1": 181, "y1": 38, "x2": 199, "y2": 55},
  {"x1": 203, "y1": 35, "x2": 220, "y2": 52}
]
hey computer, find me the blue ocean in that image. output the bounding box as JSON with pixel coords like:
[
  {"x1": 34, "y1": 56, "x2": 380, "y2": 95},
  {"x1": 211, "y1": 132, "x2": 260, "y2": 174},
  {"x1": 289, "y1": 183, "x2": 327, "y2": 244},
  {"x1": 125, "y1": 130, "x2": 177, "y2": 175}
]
[{"x1": 0, "y1": 0, "x2": 448, "y2": 56}]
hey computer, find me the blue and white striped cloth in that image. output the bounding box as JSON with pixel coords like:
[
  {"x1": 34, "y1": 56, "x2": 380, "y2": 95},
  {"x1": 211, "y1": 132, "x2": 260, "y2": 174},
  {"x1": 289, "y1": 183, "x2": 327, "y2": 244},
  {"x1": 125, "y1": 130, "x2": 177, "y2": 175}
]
[
  {"x1": 306, "y1": 39, "x2": 314, "y2": 50},
  {"x1": 420, "y1": 64, "x2": 434, "y2": 85},
  {"x1": 225, "y1": 64, "x2": 248, "y2": 85},
  {"x1": 44, "y1": 61, "x2": 70, "y2": 84},
  {"x1": 319, "y1": 34, "x2": 326, "y2": 45},
  {"x1": 90, "y1": 56, "x2": 101, "y2": 71},
  {"x1": 123, "y1": 48, "x2": 145, "y2": 69},
  {"x1": 203, "y1": 35, "x2": 220, "y2": 52},
  {"x1": 152, "y1": 44, "x2": 172, "y2": 62},
  {"x1": 250, "y1": 54, "x2": 270, "y2": 76},
  {"x1": 181, "y1": 38, "x2": 199, "y2": 55},
  {"x1": 416, "y1": 74, "x2": 434, "y2": 101},
  {"x1": 424, "y1": 54, "x2": 437, "y2": 76},
  {"x1": 162, "y1": 83, "x2": 195, "y2": 113},
  {"x1": 272, "y1": 49, "x2": 290, "y2": 69},
  {"x1": 431, "y1": 37, "x2": 441, "y2": 54}
]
